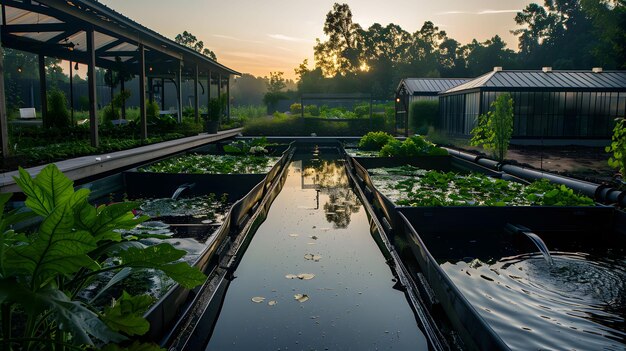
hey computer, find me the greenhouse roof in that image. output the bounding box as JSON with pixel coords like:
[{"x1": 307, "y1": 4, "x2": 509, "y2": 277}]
[
  {"x1": 397, "y1": 78, "x2": 470, "y2": 96},
  {"x1": 442, "y1": 69, "x2": 626, "y2": 94}
]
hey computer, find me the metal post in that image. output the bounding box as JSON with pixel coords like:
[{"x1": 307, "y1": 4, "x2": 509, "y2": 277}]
[
  {"x1": 0, "y1": 40, "x2": 10, "y2": 158},
  {"x1": 69, "y1": 60, "x2": 74, "y2": 123},
  {"x1": 194, "y1": 64, "x2": 199, "y2": 123},
  {"x1": 160, "y1": 78, "x2": 165, "y2": 111},
  {"x1": 226, "y1": 74, "x2": 230, "y2": 122},
  {"x1": 120, "y1": 78, "x2": 126, "y2": 120},
  {"x1": 148, "y1": 77, "x2": 153, "y2": 102},
  {"x1": 177, "y1": 61, "x2": 182, "y2": 123},
  {"x1": 139, "y1": 44, "x2": 147, "y2": 140},
  {"x1": 217, "y1": 73, "x2": 222, "y2": 123},
  {"x1": 38, "y1": 54, "x2": 47, "y2": 127},
  {"x1": 207, "y1": 71, "x2": 211, "y2": 103},
  {"x1": 86, "y1": 28, "x2": 98, "y2": 147}
]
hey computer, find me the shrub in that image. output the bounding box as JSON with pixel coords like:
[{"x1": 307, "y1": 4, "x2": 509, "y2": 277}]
[
  {"x1": 46, "y1": 89, "x2": 71, "y2": 128},
  {"x1": 354, "y1": 104, "x2": 370, "y2": 118},
  {"x1": 304, "y1": 104, "x2": 320, "y2": 117},
  {"x1": 470, "y1": 93, "x2": 514, "y2": 162},
  {"x1": 146, "y1": 100, "x2": 160, "y2": 119},
  {"x1": 409, "y1": 100, "x2": 438, "y2": 134},
  {"x1": 606, "y1": 117, "x2": 626, "y2": 179},
  {"x1": 290, "y1": 103, "x2": 302, "y2": 115},
  {"x1": 207, "y1": 98, "x2": 221, "y2": 122},
  {"x1": 379, "y1": 135, "x2": 447, "y2": 157},
  {"x1": 243, "y1": 115, "x2": 393, "y2": 136},
  {"x1": 232, "y1": 105, "x2": 267, "y2": 119},
  {"x1": 358, "y1": 131, "x2": 394, "y2": 150}
]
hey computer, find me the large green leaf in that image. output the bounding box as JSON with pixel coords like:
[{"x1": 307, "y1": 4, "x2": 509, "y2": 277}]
[
  {"x1": 0, "y1": 281, "x2": 126, "y2": 345},
  {"x1": 34, "y1": 164, "x2": 75, "y2": 210},
  {"x1": 115, "y1": 243, "x2": 206, "y2": 289},
  {"x1": 75, "y1": 201, "x2": 147, "y2": 243},
  {"x1": 102, "y1": 291, "x2": 153, "y2": 336},
  {"x1": 4, "y1": 203, "x2": 98, "y2": 287},
  {"x1": 14, "y1": 167, "x2": 51, "y2": 217}
]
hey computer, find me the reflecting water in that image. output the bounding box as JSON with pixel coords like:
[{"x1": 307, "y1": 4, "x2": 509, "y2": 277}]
[
  {"x1": 442, "y1": 252, "x2": 626, "y2": 350},
  {"x1": 206, "y1": 147, "x2": 428, "y2": 351}
]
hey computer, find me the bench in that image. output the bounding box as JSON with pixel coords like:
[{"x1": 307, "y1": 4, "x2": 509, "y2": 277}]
[{"x1": 19, "y1": 108, "x2": 36, "y2": 119}]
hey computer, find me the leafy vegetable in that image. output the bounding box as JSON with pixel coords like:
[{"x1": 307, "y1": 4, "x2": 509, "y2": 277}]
[
  {"x1": 358, "y1": 131, "x2": 394, "y2": 151},
  {"x1": 379, "y1": 135, "x2": 448, "y2": 157},
  {"x1": 139, "y1": 154, "x2": 278, "y2": 174}
]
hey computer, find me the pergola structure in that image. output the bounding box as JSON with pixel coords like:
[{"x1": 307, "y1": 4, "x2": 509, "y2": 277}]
[{"x1": 0, "y1": 0, "x2": 240, "y2": 157}]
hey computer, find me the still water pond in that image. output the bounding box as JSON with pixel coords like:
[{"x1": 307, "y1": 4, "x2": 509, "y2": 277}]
[{"x1": 206, "y1": 148, "x2": 427, "y2": 350}]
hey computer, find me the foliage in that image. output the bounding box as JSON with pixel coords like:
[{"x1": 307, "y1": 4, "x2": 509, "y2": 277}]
[
  {"x1": 354, "y1": 104, "x2": 370, "y2": 117},
  {"x1": 290, "y1": 103, "x2": 302, "y2": 115},
  {"x1": 266, "y1": 72, "x2": 287, "y2": 93},
  {"x1": 371, "y1": 166, "x2": 594, "y2": 207},
  {"x1": 262, "y1": 92, "x2": 289, "y2": 110},
  {"x1": 470, "y1": 93, "x2": 514, "y2": 162},
  {"x1": 146, "y1": 101, "x2": 160, "y2": 120},
  {"x1": 46, "y1": 89, "x2": 71, "y2": 129},
  {"x1": 379, "y1": 135, "x2": 448, "y2": 157},
  {"x1": 223, "y1": 137, "x2": 270, "y2": 155},
  {"x1": 174, "y1": 30, "x2": 217, "y2": 60},
  {"x1": 206, "y1": 98, "x2": 221, "y2": 122},
  {"x1": 0, "y1": 164, "x2": 205, "y2": 350},
  {"x1": 409, "y1": 100, "x2": 439, "y2": 134},
  {"x1": 242, "y1": 115, "x2": 394, "y2": 136},
  {"x1": 606, "y1": 117, "x2": 626, "y2": 179},
  {"x1": 231, "y1": 105, "x2": 267, "y2": 120},
  {"x1": 304, "y1": 104, "x2": 320, "y2": 117},
  {"x1": 139, "y1": 154, "x2": 279, "y2": 174},
  {"x1": 357, "y1": 131, "x2": 394, "y2": 151}
]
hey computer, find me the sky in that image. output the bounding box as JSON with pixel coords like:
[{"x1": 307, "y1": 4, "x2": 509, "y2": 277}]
[{"x1": 99, "y1": 0, "x2": 535, "y2": 79}]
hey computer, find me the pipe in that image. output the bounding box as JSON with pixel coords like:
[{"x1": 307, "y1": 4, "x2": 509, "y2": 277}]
[{"x1": 444, "y1": 147, "x2": 626, "y2": 207}]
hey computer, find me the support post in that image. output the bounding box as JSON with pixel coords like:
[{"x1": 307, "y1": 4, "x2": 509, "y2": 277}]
[
  {"x1": 0, "y1": 39, "x2": 10, "y2": 158},
  {"x1": 194, "y1": 64, "x2": 199, "y2": 123},
  {"x1": 148, "y1": 77, "x2": 153, "y2": 102},
  {"x1": 226, "y1": 75, "x2": 230, "y2": 122},
  {"x1": 38, "y1": 54, "x2": 47, "y2": 127},
  {"x1": 120, "y1": 78, "x2": 126, "y2": 120},
  {"x1": 207, "y1": 71, "x2": 211, "y2": 104},
  {"x1": 69, "y1": 60, "x2": 74, "y2": 123},
  {"x1": 177, "y1": 61, "x2": 182, "y2": 123},
  {"x1": 160, "y1": 78, "x2": 165, "y2": 111},
  {"x1": 217, "y1": 73, "x2": 222, "y2": 123},
  {"x1": 139, "y1": 44, "x2": 147, "y2": 140},
  {"x1": 86, "y1": 28, "x2": 98, "y2": 147}
]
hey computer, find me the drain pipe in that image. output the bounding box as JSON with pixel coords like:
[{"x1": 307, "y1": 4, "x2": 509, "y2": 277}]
[{"x1": 443, "y1": 147, "x2": 626, "y2": 207}]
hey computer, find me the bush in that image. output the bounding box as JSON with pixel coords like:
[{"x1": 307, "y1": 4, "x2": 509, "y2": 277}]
[
  {"x1": 379, "y1": 135, "x2": 447, "y2": 157},
  {"x1": 232, "y1": 105, "x2": 267, "y2": 119},
  {"x1": 409, "y1": 100, "x2": 439, "y2": 134},
  {"x1": 358, "y1": 131, "x2": 394, "y2": 150},
  {"x1": 207, "y1": 98, "x2": 221, "y2": 122},
  {"x1": 304, "y1": 104, "x2": 320, "y2": 117},
  {"x1": 243, "y1": 115, "x2": 394, "y2": 136},
  {"x1": 46, "y1": 89, "x2": 71, "y2": 128},
  {"x1": 290, "y1": 103, "x2": 302, "y2": 115},
  {"x1": 354, "y1": 104, "x2": 370, "y2": 118},
  {"x1": 146, "y1": 100, "x2": 160, "y2": 119},
  {"x1": 470, "y1": 93, "x2": 514, "y2": 161}
]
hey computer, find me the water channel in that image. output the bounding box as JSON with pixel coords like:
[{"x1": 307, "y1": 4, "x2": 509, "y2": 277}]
[{"x1": 205, "y1": 147, "x2": 428, "y2": 350}]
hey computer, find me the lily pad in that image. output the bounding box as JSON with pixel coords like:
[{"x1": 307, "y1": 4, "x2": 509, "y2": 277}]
[
  {"x1": 289, "y1": 233, "x2": 299, "y2": 237},
  {"x1": 285, "y1": 274, "x2": 298, "y2": 279},
  {"x1": 297, "y1": 273, "x2": 315, "y2": 280},
  {"x1": 310, "y1": 235, "x2": 318, "y2": 240},
  {"x1": 251, "y1": 296, "x2": 266, "y2": 303},
  {"x1": 304, "y1": 254, "x2": 322, "y2": 262},
  {"x1": 268, "y1": 300, "x2": 277, "y2": 306},
  {"x1": 294, "y1": 294, "x2": 309, "y2": 303}
]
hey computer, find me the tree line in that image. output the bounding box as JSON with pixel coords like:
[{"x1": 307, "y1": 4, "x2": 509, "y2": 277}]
[{"x1": 294, "y1": 1, "x2": 625, "y2": 99}]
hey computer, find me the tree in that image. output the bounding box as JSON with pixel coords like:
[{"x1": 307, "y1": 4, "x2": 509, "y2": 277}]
[
  {"x1": 314, "y1": 3, "x2": 363, "y2": 76},
  {"x1": 266, "y1": 71, "x2": 287, "y2": 93},
  {"x1": 470, "y1": 93, "x2": 514, "y2": 162},
  {"x1": 175, "y1": 30, "x2": 217, "y2": 60}
]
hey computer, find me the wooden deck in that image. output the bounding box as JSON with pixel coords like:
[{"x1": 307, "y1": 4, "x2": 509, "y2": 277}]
[{"x1": 0, "y1": 129, "x2": 242, "y2": 193}]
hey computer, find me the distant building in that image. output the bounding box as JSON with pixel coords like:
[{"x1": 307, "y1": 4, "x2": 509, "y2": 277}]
[
  {"x1": 395, "y1": 78, "x2": 469, "y2": 133},
  {"x1": 438, "y1": 67, "x2": 626, "y2": 139}
]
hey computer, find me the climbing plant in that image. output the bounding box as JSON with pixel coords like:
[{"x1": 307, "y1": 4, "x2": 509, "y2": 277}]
[
  {"x1": 470, "y1": 93, "x2": 514, "y2": 162},
  {"x1": 606, "y1": 117, "x2": 626, "y2": 182}
]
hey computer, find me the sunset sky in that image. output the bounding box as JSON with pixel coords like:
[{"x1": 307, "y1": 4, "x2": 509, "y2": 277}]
[{"x1": 99, "y1": 0, "x2": 535, "y2": 79}]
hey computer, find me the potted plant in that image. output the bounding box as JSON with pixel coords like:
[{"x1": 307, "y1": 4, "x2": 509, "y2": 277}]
[{"x1": 204, "y1": 98, "x2": 221, "y2": 134}]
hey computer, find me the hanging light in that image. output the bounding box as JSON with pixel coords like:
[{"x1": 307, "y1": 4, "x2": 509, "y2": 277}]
[
  {"x1": 74, "y1": 62, "x2": 79, "y2": 70},
  {"x1": 396, "y1": 97, "x2": 401, "y2": 103},
  {"x1": 17, "y1": 66, "x2": 23, "y2": 73}
]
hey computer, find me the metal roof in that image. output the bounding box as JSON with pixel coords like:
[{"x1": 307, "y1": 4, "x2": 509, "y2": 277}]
[
  {"x1": 397, "y1": 78, "x2": 470, "y2": 95},
  {"x1": 0, "y1": 0, "x2": 240, "y2": 76},
  {"x1": 443, "y1": 70, "x2": 626, "y2": 94}
]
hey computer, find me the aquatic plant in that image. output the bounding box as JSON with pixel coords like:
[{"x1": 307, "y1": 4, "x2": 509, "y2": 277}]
[
  {"x1": 0, "y1": 164, "x2": 206, "y2": 350},
  {"x1": 379, "y1": 135, "x2": 448, "y2": 157},
  {"x1": 139, "y1": 154, "x2": 278, "y2": 174},
  {"x1": 357, "y1": 131, "x2": 395, "y2": 151}
]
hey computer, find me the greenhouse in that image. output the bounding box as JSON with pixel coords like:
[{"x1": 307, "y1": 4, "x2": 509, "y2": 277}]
[{"x1": 439, "y1": 67, "x2": 626, "y2": 139}]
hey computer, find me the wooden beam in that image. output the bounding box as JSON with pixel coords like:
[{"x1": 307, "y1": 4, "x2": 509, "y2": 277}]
[
  {"x1": 176, "y1": 61, "x2": 182, "y2": 123},
  {"x1": 3, "y1": 23, "x2": 69, "y2": 33},
  {"x1": 86, "y1": 27, "x2": 98, "y2": 147},
  {"x1": 38, "y1": 54, "x2": 47, "y2": 127},
  {"x1": 0, "y1": 38, "x2": 10, "y2": 158},
  {"x1": 194, "y1": 64, "x2": 199, "y2": 123},
  {"x1": 139, "y1": 44, "x2": 147, "y2": 140},
  {"x1": 217, "y1": 73, "x2": 222, "y2": 123}
]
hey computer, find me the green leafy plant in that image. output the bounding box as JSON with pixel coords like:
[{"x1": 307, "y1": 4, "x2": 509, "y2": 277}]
[
  {"x1": 0, "y1": 164, "x2": 206, "y2": 350},
  {"x1": 470, "y1": 93, "x2": 514, "y2": 162},
  {"x1": 370, "y1": 166, "x2": 594, "y2": 207},
  {"x1": 358, "y1": 132, "x2": 395, "y2": 151},
  {"x1": 46, "y1": 89, "x2": 71, "y2": 129},
  {"x1": 290, "y1": 103, "x2": 302, "y2": 115},
  {"x1": 379, "y1": 135, "x2": 447, "y2": 157},
  {"x1": 223, "y1": 137, "x2": 270, "y2": 155},
  {"x1": 140, "y1": 154, "x2": 279, "y2": 174},
  {"x1": 606, "y1": 117, "x2": 626, "y2": 182}
]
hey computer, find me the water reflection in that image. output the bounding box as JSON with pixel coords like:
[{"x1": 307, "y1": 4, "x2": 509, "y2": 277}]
[{"x1": 302, "y1": 152, "x2": 361, "y2": 228}]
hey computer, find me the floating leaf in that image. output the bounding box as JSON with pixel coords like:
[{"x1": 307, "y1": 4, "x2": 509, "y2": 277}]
[
  {"x1": 251, "y1": 296, "x2": 265, "y2": 303},
  {"x1": 297, "y1": 273, "x2": 315, "y2": 280},
  {"x1": 310, "y1": 235, "x2": 318, "y2": 240},
  {"x1": 304, "y1": 254, "x2": 322, "y2": 262},
  {"x1": 288, "y1": 233, "x2": 299, "y2": 237},
  {"x1": 294, "y1": 294, "x2": 309, "y2": 303},
  {"x1": 285, "y1": 274, "x2": 298, "y2": 279},
  {"x1": 268, "y1": 300, "x2": 277, "y2": 306}
]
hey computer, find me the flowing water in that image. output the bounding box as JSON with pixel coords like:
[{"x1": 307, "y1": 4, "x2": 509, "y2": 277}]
[
  {"x1": 441, "y1": 252, "x2": 626, "y2": 350},
  {"x1": 206, "y1": 147, "x2": 428, "y2": 350}
]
